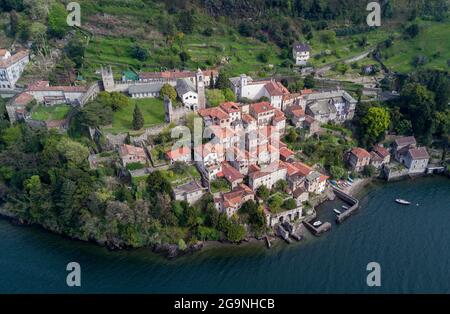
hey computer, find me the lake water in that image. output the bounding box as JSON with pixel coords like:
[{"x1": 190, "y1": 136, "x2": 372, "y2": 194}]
[{"x1": 1, "y1": 176, "x2": 449, "y2": 293}]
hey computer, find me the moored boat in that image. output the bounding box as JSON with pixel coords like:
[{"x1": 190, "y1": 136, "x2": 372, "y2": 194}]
[
  {"x1": 313, "y1": 221, "x2": 323, "y2": 227},
  {"x1": 333, "y1": 209, "x2": 342, "y2": 215},
  {"x1": 396, "y1": 199, "x2": 411, "y2": 205}
]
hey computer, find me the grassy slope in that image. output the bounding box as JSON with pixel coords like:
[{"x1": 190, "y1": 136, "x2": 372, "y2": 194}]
[
  {"x1": 31, "y1": 105, "x2": 71, "y2": 121},
  {"x1": 382, "y1": 20, "x2": 450, "y2": 73},
  {"x1": 101, "y1": 98, "x2": 165, "y2": 134}
]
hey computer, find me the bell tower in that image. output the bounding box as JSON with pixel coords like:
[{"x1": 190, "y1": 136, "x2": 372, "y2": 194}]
[
  {"x1": 196, "y1": 68, "x2": 206, "y2": 110},
  {"x1": 101, "y1": 65, "x2": 115, "y2": 92}
]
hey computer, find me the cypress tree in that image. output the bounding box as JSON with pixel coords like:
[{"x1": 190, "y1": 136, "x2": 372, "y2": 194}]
[{"x1": 132, "y1": 104, "x2": 144, "y2": 130}]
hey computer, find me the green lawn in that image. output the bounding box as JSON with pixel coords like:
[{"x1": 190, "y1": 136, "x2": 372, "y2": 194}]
[
  {"x1": 308, "y1": 28, "x2": 391, "y2": 67},
  {"x1": 102, "y1": 98, "x2": 165, "y2": 134},
  {"x1": 381, "y1": 20, "x2": 450, "y2": 73},
  {"x1": 31, "y1": 105, "x2": 71, "y2": 121}
]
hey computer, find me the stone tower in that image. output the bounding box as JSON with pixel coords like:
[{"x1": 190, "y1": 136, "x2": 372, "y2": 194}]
[
  {"x1": 196, "y1": 68, "x2": 206, "y2": 110},
  {"x1": 164, "y1": 96, "x2": 173, "y2": 123},
  {"x1": 239, "y1": 74, "x2": 248, "y2": 99},
  {"x1": 101, "y1": 65, "x2": 115, "y2": 92}
]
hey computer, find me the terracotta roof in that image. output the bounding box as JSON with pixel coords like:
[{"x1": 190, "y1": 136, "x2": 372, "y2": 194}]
[
  {"x1": 304, "y1": 115, "x2": 317, "y2": 124},
  {"x1": 319, "y1": 174, "x2": 329, "y2": 182},
  {"x1": 264, "y1": 81, "x2": 289, "y2": 97},
  {"x1": 242, "y1": 113, "x2": 256, "y2": 124},
  {"x1": 273, "y1": 109, "x2": 286, "y2": 122},
  {"x1": 351, "y1": 147, "x2": 371, "y2": 159},
  {"x1": 166, "y1": 146, "x2": 191, "y2": 160},
  {"x1": 27, "y1": 81, "x2": 88, "y2": 93},
  {"x1": 394, "y1": 136, "x2": 416, "y2": 147},
  {"x1": 0, "y1": 49, "x2": 28, "y2": 68},
  {"x1": 198, "y1": 107, "x2": 229, "y2": 120},
  {"x1": 0, "y1": 49, "x2": 8, "y2": 57},
  {"x1": 372, "y1": 146, "x2": 390, "y2": 158},
  {"x1": 12, "y1": 92, "x2": 33, "y2": 106},
  {"x1": 279, "y1": 147, "x2": 295, "y2": 159},
  {"x1": 119, "y1": 144, "x2": 145, "y2": 158},
  {"x1": 290, "y1": 105, "x2": 305, "y2": 118},
  {"x1": 221, "y1": 162, "x2": 244, "y2": 183},
  {"x1": 301, "y1": 89, "x2": 314, "y2": 95},
  {"x1": 408, "y1": 147, "x2": 429, "y2": 160},
  {"x1": 291, "y1": 161, "x2": 313, "y2": 177},
  {"x1": 251, "y1": 102, "x2": 274, "y2": 115},
  {"x1": 194, "y1": 143, "x2": 224, "y2": 158},
  {"x1": 220, "y1": 102, "x2": 240, "y2": 113},
  {"x1": 283, "y1": 161, "x2": 300, "y2": 176},
  {"x1": 370, "y1": 151, "x2": 383, "y2": 162}
]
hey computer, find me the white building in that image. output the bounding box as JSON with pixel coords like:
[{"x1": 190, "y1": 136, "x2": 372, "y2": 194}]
[
  {"x1": 292, "y1": 43, "x2": 311, "y2": 66},
  {"x1": 229, "y1": 75, "x2": 290, "y2": 110},
  {"x1": 0, "y1": 49, "x2": 30, "y2": 89},
  {"x1": 249, "y1": 161, "x2": 287, "y2": 191}
]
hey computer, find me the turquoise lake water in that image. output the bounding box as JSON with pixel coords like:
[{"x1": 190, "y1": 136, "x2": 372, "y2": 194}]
[{"x1": 0, "y1": 176, "x2": 449, "y2": 293}]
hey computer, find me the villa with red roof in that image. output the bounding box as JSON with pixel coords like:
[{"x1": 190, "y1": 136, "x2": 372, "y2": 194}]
[
  {"x1": 119, "y1": 144, "x2": 147, "y2": 167},
  {"x1": 166, "y1": 146, "x2": 192, "y2": 164},
  {"x1": 347, "y1": 147, "x2": 371, "y2": 172}
]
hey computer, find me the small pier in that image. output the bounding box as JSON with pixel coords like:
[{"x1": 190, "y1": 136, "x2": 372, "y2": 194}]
[
  {"x1": 303, "y1": 221, "x2": 332, "y2": 236},
  {"x1": 332, "y1": 187, "x2": 359, "y2": 223}
]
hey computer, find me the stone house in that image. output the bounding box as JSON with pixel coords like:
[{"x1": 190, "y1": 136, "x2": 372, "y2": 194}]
[
  {"x1": 347, "y1": 147, "x2": 371, "y2": 172},
  {"x1": 119, "y1": 144, "x2": 147, "y2": 167},
  {"x1": 173, "y1": 181, "x2": 206, "y2": 205},
  {"x1": 292, "y1": 42, "x2": 311, "y2": 66},
  {"x1": 0, "y1": 49, "x2": 29, "y2": 89}
]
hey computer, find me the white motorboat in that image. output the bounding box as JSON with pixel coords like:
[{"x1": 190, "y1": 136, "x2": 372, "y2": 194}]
[
  {"x1": 342, "y1": 205, "x2": 349, "y2": 210},
  {"x1": 313, "y1": 221, "x2": 323, "y2": 227},
  {"x1": 396, "y1": 199, "x2": 411, "y2": 205},
  {"x1": 333, "y1": 209, "x2": 342, "y2": 215}
]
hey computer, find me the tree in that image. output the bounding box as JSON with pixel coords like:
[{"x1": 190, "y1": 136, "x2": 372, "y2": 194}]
[
  {"x1": 177, "y1": 10, "x2": 194, "y2": 34},
  {"x1": 360, "y1": 107, "x2": 390, "y2": 147},
  {"x1": 215, "y1": 70, "x2": 231, "y2": 90},
  {"x1": 268, "y1": 195, "x2": 284, "y2": 213},
  {"x1": 131, "y1": 45, "x2": 149, "y2": 61},
  {"x1": 47, "y1": 4, "x2": 68, "y2": 39},
  {"x1": 223, "y1": 88, "x2": 236, "y2": 102},
  {"x1": 363, "y1": 165, "x2": 376, "y2": 177},
  {"x1": 226, "y1": 220, "x2": 246, "y2": 243},
  {"x1": 400, "y1": 83, "x2": 435, "y2": 144},
  {"x1": 160, "y1": 84, "x2": 177, "y2": 102},
  {"x1": 274, "y1": 180, "x2": 288, "y2": 193},
  {"x1": 283, "y1": 198, "x2": 297, "y2": 210},
  {"x1": 179, "y1": 51, "x2": 190, "y2": 64},
  {"x1": 304, "y1": 74, "x2": 315, "y2": 89},
  {"x1": 132, "y1": 104, "x2": 144, "y2": 130},
  {"x1": 65, "y1": 37, "x2": 86, "y2": 69},
  {"x1": 330, "y1": 165, "x2": 345, "y2": 179},
  {"x1": 405, "y1": 24, "x2": 420, "y2": 38},
  {"x1": 285, "y1": 128, "x2": 298, "y2": 143},
  {"x1": 256, "y1": 185, "x2": 270, "y2": 201}
]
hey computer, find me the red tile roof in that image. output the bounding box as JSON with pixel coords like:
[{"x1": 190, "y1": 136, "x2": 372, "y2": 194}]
[
  {"x1": 13, "y1": 92, "x2": 33, "y2": 106},
  {"x1": 166, "y1": 146, "x2": 191, "y2": 160},
  {"x1": 279, "y1": 147, "x2": 295, "y2": 159},
  {"x1": 220, "y1": 102, "x2": 240, "y2": 113},
  {"x1": 291, "y1": 161, "x2": 313, "y2": 177},
  {"x1": 408, "y1": 147, "x2": 429, "y2": 160},
  {"x1": 198, "y1": 107, "x2": 229, "y2": 120},
  {"x1": 372, "y1": 145, "x2": 390, "y2": 158},
  {"x1": 351, "y1": 147, "x2": 371, "y2": 159},
  {"x1": 27, "y1": 81, "x2": 88, "y2": 93},
  {"x1": 119, "y1": 144, "x2": 145, "y2": 158},
  {"x1": 0, "y1": 49, "x2": 29, "y2": 68},
  {"x1": 251, "y1": 102, "x2": 274, "y2": 115},
  {"x1": 221, "y1": 162, "x2": 244, "y2": 183},
  {"x1": 264, "y1": 81, "x2": 289, "y2": 97}
]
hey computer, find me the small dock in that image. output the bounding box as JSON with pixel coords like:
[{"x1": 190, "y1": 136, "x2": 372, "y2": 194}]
[
  {"x1": 303, "y1": 221, "x2": 332, "y2": 236},
  {"x1": 332, "y1": 187, "x2": 359, "y2": 223}
]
